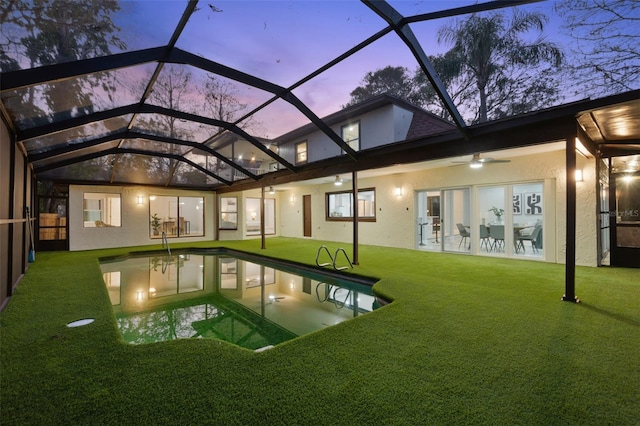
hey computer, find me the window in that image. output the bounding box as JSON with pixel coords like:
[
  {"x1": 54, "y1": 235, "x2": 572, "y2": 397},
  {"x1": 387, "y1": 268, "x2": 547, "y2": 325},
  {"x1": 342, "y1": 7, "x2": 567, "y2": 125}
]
[
  {"x1": 326, "y1": 188, "x2": 375, "y2": 221},
  {"x1": 245, "y1": 198, "x2": 276, "y2": 235},
  {"x1": 220, "y1": 257, "x2": 238, "y2": 289},
  {"x1": 341, "y1": 122, "x2": 360, "y2": 151},
  {"x1": 83, "y1": 193, "x2": 121, "y2": 227},
  {"x1": 220, "y1": 197, "x2": 238, "y2": 230},
  {"x1": 295, "y1": 141, "x2": 307, "y2": 164},
  {"x1": 149, "y1": 195, "x2": 204, "y2": 238}
]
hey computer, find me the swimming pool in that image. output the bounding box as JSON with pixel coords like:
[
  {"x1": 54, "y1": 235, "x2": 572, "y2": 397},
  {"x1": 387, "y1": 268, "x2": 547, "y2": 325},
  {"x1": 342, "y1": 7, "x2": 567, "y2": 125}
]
[{"x1": 99, "y1": 249, "x2": 380, "y2": 350}]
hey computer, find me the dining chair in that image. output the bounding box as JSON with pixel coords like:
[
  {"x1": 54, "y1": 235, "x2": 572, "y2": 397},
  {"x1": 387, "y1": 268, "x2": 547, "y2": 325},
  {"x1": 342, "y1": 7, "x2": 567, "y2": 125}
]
[
  {"x1": 456, "y1": 223, "x2": 471, "y2": 249},
  {"x1": 517, "y1": 224, "x2": 542, "y2": 253},
  {"x1": 479, "y1": 224, "x2": 491, "y2": 251},
  {"x1": 490, "y1": 225, "x2": 505, "y2": 251}
]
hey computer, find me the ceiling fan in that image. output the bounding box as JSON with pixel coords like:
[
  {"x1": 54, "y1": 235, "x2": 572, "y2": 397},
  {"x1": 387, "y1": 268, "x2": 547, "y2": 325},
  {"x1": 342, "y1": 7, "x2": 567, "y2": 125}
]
[{"x1": 451, "y1": 153, "x2": 511, "y2": 168}]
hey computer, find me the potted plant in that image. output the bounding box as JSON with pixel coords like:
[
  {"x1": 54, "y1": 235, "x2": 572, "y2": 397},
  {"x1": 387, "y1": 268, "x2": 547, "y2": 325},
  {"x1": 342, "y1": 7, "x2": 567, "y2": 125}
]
[
  {"x1": 489, "y1": 206, "x2": 504, "y2": 223},
  {"x1": 151, "y1": 213, "x2": 161, "y2": 236}
]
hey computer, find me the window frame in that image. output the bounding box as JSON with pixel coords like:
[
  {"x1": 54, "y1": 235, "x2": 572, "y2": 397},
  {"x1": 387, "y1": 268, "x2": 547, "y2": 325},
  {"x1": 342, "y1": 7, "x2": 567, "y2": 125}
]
[
  {"x1": 325, "y1": 187, "x2": 376, "y2": 222},
  {"x1": 83, "y1": 192, "x2": 121, "y2": 228},
  {"x1": 341, "y1": 121, "x2": 360, "y2": 152},
  {"x1": 245, "y1": 197, "x2": 276, "y2": 235},
  {"x1": 295, "y1": 141, "x2": 308, "y2": 165},
  {"x1": 219, "y1": 196, "x2": 238, "y2": 230},
  {"x1": 149, "y1": 195, "x2": 205, "y2": 238}
]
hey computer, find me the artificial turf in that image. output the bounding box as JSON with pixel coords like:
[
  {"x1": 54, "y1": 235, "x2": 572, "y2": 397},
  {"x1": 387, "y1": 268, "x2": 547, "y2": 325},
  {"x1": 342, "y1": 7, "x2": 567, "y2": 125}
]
[{"x1": 1, "y1": 237, "x2": 638, "y2": 425}]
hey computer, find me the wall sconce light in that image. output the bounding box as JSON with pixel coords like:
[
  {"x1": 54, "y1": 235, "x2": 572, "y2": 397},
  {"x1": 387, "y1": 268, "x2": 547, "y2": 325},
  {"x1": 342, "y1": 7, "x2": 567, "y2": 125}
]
[
  {"x1": 137, "y1": 196, "x2": 144, "y2": 205},
  {"x1": 575, "y1": 169, "x2": 583, "y2": 182},
  {"x1": 268, "y1": 186, "x2": 275, "y2": 194},
  {"x1": 289, "y1": 195, "x2": 296, "y2": 204},
  {"x1": 136, "y1": 291, "x2": 144, "y2": 301},
  {"x1": 250, "y1": 211, "x2": 257, "y2": 221},
  {"x1": 395, "y1": 187, "x2": 403, "y2": 197},
  {"x1": 334, "y1": 176, "x2": 342, "y2": 186}
]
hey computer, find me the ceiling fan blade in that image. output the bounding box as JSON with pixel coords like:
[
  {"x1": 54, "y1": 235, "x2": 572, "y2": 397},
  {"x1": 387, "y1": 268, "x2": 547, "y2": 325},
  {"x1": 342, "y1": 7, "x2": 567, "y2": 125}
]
[{"x1": 482, "y1": 159, "x2": 511, "y2": 164}]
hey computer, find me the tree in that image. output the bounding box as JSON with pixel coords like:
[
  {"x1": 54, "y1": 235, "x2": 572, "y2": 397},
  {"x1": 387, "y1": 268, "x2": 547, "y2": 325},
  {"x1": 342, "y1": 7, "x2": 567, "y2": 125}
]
[
  {"x1": 127, "y1": 65, "x2": 201, "y2": 184},
  {"x1": 555, "y1": 0, "x2": 640, "y2": 97},
  {"x1": 412, "y1": 50, "x2": 473, "y2": 120},
  {"x1": 437, "y1": 10, "x2": 563, "y2": 122},
  {"x1": 343, "y1": 66, "x2": 422, "y2": 108},
  {"x1": 203, "y1": 75, "x2": 255, "y2": 127},
  {"x1": 1, "y1": 0, "x2": 126, "y2": 185}
]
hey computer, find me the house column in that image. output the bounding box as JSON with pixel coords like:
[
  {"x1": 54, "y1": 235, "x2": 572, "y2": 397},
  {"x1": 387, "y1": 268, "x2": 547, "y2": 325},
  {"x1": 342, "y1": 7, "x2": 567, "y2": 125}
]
[
  {"x1": 562, "y1": 132, "x2": 580, "y2": 303},
  {"x1": 260, "y1": 186, "x2": 266, "y2": 250},
  {"x1": 352, "y1": 171, "x2": 359, "y2": 265}
]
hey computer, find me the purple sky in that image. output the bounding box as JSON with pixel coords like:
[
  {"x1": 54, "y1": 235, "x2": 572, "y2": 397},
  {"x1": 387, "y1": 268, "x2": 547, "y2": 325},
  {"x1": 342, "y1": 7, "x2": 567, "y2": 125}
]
[{"x1": 110, "y1": 1, "x2": 573, "y2": 138}]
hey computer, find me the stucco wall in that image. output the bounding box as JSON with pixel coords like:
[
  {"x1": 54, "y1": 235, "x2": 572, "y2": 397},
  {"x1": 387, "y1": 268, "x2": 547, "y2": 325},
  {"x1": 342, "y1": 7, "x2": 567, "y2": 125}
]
[
  {"x1": 278, "y1": 146, "x2": 598, "y2": 266},
  {"x1": 280, "y1": 104, "x2": 412, "y2": 163},
  {"x1": 69, "y1": 185, "x2": 215, "y2": 251},
  {"x1": 67, "y1": 146, "x2": 598, "y2": 266}
]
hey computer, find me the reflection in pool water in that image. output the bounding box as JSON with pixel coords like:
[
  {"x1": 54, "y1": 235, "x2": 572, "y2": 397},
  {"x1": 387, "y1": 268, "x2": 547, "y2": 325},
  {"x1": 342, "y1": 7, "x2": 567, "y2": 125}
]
[{"x1": 99, "y1": 251, "x2": 378, "y2": 350}]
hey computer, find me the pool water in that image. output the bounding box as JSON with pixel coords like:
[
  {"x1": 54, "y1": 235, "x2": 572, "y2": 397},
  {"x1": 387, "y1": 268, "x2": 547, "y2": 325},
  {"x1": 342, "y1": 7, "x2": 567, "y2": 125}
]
[{"x1": 99, "y1": 250, "x2": 379, "y2": 350}]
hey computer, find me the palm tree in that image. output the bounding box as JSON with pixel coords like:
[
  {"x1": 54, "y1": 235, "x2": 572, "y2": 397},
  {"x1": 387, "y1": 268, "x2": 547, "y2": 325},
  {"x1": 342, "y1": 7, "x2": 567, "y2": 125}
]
[{"x1": 438, "y1": 10, "x2": 563, "y2": 122}]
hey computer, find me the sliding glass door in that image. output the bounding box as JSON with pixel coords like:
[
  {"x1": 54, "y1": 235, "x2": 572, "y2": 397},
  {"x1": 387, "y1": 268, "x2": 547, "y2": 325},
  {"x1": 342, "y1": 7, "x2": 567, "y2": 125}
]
[
  {"x1": 417, "y1": 188, "x2": 470, "y2": 253},
  {"x1": 442, "y1": 188, "x2": 471, "y2": 253},
  {"x1": 477, "y1": 182, "x2": 544, "y2": 258}
]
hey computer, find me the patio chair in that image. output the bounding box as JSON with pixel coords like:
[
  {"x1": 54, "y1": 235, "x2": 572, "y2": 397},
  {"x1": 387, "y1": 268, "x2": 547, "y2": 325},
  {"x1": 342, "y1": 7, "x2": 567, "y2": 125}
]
[{"x1": 456, "y1": 223, "x2": 470, "y2": 249}]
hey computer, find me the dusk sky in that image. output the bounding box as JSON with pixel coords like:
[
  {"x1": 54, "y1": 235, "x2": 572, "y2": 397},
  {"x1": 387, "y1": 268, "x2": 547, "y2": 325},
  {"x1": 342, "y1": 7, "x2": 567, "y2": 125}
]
[
  {"x1": 108, "y1": 0, "x2": 567, "y2": 138},
  {"x1": 4, "y1": 0, "x2": 634, "y2": 141}
]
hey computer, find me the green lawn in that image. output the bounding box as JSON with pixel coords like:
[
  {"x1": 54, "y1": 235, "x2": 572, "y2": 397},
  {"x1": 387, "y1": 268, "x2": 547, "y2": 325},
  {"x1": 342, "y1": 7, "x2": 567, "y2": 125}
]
[{"x1": 1, "y1": 237, "x2": 638, "y2": 425}]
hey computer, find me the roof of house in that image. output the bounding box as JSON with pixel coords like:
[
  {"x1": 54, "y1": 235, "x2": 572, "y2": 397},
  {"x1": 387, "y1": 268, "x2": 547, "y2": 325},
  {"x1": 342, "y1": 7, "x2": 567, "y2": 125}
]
[{"x1": 274, "y1": 93, "x2": 456, "y2": 144}]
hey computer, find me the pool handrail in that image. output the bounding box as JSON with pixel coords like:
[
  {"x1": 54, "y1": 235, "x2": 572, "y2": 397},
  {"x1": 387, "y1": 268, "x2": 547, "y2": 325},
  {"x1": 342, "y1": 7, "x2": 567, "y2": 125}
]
[
  {"x1": 315, "y1": 245, "x2": 333, "y2": 267},
  {"x1": 161, "y1": 231, "x2": 171, "y2": 256},
  {"x1": 333, "y1": 247, "x2": 353, "y2": 271}
]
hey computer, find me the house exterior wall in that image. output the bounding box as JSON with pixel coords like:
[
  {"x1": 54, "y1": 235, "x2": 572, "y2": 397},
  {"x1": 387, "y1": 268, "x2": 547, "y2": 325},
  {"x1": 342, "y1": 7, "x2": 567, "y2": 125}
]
[
  {"x1": 66, "y1": 146, "x2": 597, "y2": 266},
  {"x1": 279, "y1": 104, "x2": 414, "y2": 164},
  {"x1": 278, "y1": 146, "x2": 598, "y2": 266},
  {"x1": 69, "y1": 185, "x2": 215, "y2": 251}
]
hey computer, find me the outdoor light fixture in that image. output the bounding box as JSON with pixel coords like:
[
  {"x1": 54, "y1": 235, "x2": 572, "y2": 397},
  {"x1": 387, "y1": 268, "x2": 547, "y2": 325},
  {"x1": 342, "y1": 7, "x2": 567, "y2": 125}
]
[
  {"x1": 137, "y1": 196, "x2": 144, "y2": 205},
  {"x1": 268, "y1": 186, "x2": 275, "y2": 194},
  {"x1": 395, "y1": 187, "x2": 403, "y2": 197},
  {"x1": 289, "y1": 195, "x2": 296, "y2": 204},
  {"x1": 334, "y1": 176, "x2": 342, "y2": 186},
  {"x1": 575, "y1": 169, "x2": 583, "y2": 182},
  {"x1": 469, "y1": 159, "x2": 483, "y2": 169}
]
